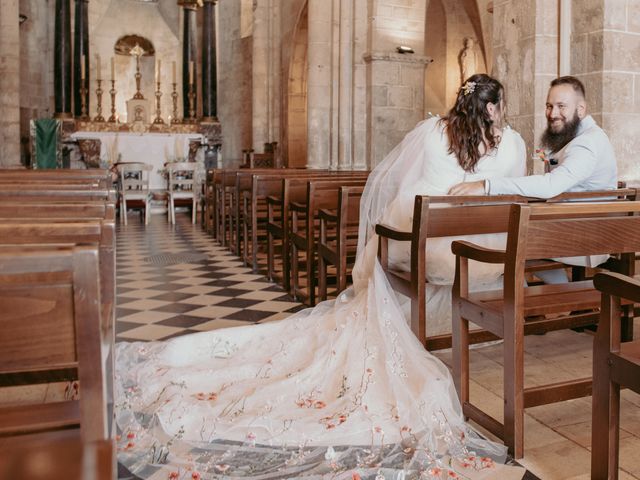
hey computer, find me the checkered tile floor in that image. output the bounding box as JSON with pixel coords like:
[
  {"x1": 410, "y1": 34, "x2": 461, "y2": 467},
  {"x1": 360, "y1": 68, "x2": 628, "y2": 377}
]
[{"x1": 116, "y1": 211, "x2": 305, "y2": 342}]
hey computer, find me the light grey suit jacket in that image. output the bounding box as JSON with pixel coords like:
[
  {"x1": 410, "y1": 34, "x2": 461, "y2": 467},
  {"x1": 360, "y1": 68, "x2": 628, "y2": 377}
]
[{"x1": 488, "y1": 116, "x2": 618, "y2": 267}]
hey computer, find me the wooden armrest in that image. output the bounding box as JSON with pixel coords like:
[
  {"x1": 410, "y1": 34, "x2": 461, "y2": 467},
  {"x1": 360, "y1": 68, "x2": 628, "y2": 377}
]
[
  {"x1": 319, "y1": 209, "x2": 337, "y2": 222},
  {"x1": 266, "y1": 195, "x2": 279, "y2": 205},
  {"x1": 594, "y1": 272, "x2": 640, "y2": 303},
  {"x1": 451, "y1": 240, "x2": 506, "y2": 264},
  {"x1": 290, "y1": 202, "x2": 305, "y2": 212},
  {"x1": 375, "y1": 223, "x2": 412, "y2": 241}
]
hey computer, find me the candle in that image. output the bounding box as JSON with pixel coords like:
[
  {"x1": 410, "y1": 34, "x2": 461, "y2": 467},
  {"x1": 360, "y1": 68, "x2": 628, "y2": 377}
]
[
  {"x1": 80, "y1": 54, "x2": 85, "y2": 80},
  {"x1": 155, "y1": 59, "x2": 161, "y2": 83},
  {"x1": 172, "y1": 61, "x2": 176, "y2": 84},
  {"x1": 189, "y1": 60, "x2": 194, "y2": 85},
  {"x1": 111, "y1": 57, "x2": 115, "y2": 80},
  {"x1": 96, "y1": 54, "x2": 101, "y2": 80}
]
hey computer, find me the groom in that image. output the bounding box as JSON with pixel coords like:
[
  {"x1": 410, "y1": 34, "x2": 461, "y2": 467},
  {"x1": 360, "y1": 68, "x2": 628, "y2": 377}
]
[{"x1": 448, "y1": 76, "x2": 617, "y2": 199}]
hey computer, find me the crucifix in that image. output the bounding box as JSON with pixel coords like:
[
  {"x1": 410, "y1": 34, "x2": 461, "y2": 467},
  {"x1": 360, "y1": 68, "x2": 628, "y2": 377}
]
[{"x1": 130, "y1": 43, "x2": 146, "y2": 99}]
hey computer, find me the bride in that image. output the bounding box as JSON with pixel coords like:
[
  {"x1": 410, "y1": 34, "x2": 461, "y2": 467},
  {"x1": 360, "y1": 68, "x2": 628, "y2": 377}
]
[{"x1": 115, "y1": 74, "x2": 526, "y2": 480}]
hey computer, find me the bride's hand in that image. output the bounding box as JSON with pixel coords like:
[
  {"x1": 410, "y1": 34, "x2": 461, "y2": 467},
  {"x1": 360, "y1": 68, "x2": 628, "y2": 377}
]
[{"x1": 448, "y1": 180, "x2": 485, "y2": 196}]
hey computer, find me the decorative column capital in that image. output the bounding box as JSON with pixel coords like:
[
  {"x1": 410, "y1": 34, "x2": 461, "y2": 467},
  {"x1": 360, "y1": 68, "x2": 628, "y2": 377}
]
[{"x1": 177, "y1": 0, "x2": 201, "y2": 9}]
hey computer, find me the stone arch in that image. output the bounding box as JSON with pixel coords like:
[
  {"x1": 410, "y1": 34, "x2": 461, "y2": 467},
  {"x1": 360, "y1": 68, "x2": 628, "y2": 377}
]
[{"x1": 285, "y1": 1, "x2": 308, "y2": 168}]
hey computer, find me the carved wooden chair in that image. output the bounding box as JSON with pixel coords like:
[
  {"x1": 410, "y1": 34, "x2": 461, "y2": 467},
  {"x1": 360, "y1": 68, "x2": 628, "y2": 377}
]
[
  {"x1": 117, "y1": 162, "x2": 152, "y2": 225},
  {"x1": 167, "y1": 161, "x2": 197, "y2": 224}
]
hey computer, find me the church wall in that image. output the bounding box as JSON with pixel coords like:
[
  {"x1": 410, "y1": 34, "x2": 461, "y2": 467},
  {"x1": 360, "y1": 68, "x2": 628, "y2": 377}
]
[
  {"x1": 571, "y1": 0, "x2": 640, "y2": 183},
  {"x1": 0, "y1": 0, "x2": 21, "y2": 167},
  {"x1": 366, "y1": 0, "x2": 430, "y2": 167},
  {"x1": 600, "y1": 0, "x2": 640, "y2": 183}
]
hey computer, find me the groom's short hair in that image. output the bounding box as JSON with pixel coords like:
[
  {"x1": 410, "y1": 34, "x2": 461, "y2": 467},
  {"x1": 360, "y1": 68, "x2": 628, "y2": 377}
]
[{"x1": 550, "y1": 76, "x2": 586, "y2": 99}]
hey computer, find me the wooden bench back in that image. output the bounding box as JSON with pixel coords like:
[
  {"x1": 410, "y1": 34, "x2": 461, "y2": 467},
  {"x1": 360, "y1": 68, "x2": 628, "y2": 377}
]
[
  {"x1": 0, "y1": 189, "x2": 116, "y2": 202},
  {"x1": 0, "y1": 168, "x2": 111, "y2": 182},
  {"x1": 0, "y1": 202, "x2": 115, "y2": 221},
  {"x1": 512, "y1": 202, "x2": 640, "y2": 262},
  {"x1": 308, "y1": 178, "x2": 369, "y2": 212},
  {"x1": 0, "y1": 246, "x2": 108, "y2": 441}
]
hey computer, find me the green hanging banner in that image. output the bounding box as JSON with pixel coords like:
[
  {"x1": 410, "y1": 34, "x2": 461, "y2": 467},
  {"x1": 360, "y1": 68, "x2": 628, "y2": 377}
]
[{"x1": 34, "y1": 118, "x2": 60, "y2": 169}]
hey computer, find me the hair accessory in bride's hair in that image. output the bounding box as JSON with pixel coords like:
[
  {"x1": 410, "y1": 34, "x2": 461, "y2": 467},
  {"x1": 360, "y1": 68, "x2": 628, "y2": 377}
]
[{"x1": 461, "y1": 81, "x2": 476, "y2": 96}]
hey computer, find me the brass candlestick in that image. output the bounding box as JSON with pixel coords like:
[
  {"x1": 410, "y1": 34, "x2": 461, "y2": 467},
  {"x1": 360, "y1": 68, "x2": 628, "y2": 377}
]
[
  {"x1": 108, "y1": 79, "x2": 117, "y2": 123},
  {"x1": 93, "y1": 79, "x2": 105, "y2": 122},
  {"x1": 153, "y1": 81, "x2": 164, "y2": 124},
  {"x1": 171, "y1": 82, "x2": 180, "y2": 124},
  {"x1": 79, "y1": 79, "x2": 89, "y2": 119},
  {"x1": 187, "y1": 82, "x2": 196, "y2": 122}
]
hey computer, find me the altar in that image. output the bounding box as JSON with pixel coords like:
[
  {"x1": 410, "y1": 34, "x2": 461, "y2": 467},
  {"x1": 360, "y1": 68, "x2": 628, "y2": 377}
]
[{"x1": 70, "y1": 130, "x2": 204, "y2": 190}]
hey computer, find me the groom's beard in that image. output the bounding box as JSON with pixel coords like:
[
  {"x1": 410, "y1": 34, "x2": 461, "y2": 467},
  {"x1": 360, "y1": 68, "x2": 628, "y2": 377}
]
[{"x1": 540, "y1": 112, "x2": 581, "y2": 153}]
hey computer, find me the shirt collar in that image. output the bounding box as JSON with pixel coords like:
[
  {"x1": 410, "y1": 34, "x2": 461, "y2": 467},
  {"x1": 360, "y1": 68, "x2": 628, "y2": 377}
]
[{"x1": 578, "y1": 115, "x2": 595, "y2": 136}]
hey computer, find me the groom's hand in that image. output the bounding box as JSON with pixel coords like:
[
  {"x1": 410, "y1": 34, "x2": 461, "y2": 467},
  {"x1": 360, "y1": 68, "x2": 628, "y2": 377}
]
[{"x1": 448, "y1": 180, "x2": 486, "y2": 196}]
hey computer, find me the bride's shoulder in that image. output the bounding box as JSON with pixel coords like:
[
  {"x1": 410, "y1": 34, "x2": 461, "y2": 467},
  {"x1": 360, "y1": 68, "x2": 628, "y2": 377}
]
[
  {"x1": 500, "y1": 125, "x2": 525, "y2": 149},
  {"x1": 501, "y1": 125, "x2": 523, "y2": 141},
  {"x1": 414, "y1": 115, "x2": 445, "y2": 137}
]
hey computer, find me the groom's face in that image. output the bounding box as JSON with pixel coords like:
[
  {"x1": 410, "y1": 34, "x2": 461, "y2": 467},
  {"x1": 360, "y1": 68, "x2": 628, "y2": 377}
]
[{"x1": 545, "y1": 84, "x2": 583, "y2": 134}]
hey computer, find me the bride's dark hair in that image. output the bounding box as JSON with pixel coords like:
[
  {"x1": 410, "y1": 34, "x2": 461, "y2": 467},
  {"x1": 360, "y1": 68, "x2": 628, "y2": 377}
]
[{"x1": 441, "y1": 73, "x2": 504, "y2": 172}]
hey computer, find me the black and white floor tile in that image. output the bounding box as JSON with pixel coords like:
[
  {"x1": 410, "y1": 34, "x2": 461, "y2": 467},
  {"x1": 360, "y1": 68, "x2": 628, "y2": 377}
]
[{"x1": 115, "y1": 211, "x2": 305, "y2": 343}]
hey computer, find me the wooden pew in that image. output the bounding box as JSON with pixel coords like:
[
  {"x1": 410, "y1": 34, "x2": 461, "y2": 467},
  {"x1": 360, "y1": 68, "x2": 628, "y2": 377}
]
[
  {"x1": 233, "y1": 169, "x2": 331, "y2": 257},
  {"x1": 0, "y1": 168, "x2": 109, "y2": 175},
  {"x1": 0, "y1": 436, "x2": 115, "y2": 480},
  {"x1": 203, "y1": 168, "x2": 215, "y2": 233},
  {"x1": 290, "y1": 177, "x2": 368, "y2": 305},
  {"x1": 0, "y1": 189, "x2": 115, "y2": 203},
  {"x1": 377, "y1": 195, "x2": 526, "y2": 348},
  {"x1": 317, "y1": 185, "x2": 364, "y2": 300},
  {"x1": 376, "y1": 188, "x2": 637, "y2": 349},
  {"x1": 0, "y1": 201, "x2": 115, "y2": 221},
  {"x1": 451, "y1": 201, "x2": 640, "y2": 458},
  {"x1": 217, "y1": 168, "x2": 296, "y2": 248},
  {"x1": 266, "y1": 174, "x2": 368, "y2": 294},
  {"x1": 591, "y1": 271, "x2": 640, "y2": 479},
  {"x1": 0, "y1": 245, "x2": 109, "y2": 442},
  {"x1": 241, "y1": 171, "x2": 351, "y2": 271},
  {"x1": 0, "y1": 216, "x2": 116, "y2": 437}
]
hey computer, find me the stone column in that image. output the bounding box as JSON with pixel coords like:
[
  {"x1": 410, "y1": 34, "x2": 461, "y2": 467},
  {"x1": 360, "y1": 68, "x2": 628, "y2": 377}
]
[
  {"x1": 54, "y1": 0, "x2": 72, "y2": 119},
  {"x1": 252, "y1": 0, "x2": 269, "y2": 151},
  {"x1": 0, "y1": 0, "x2": 20, "y2": 166},
  {"x1": 182, "y1": 4, "x2": 198, "y2": 119},
  {"x1": 492, "y1": 0, "x2": 557, "y2": 174},
  {"x1": 336, "y1": 0, "x2": 353, "y2": 170},
  {"x1": 306, "y1": 0, "x2": 332, "y2": 169},
  {"x1": 73, "y1": 0, "x2": 89, "y2": 118},
  {"x1": 252, "y1": 0, "x2": 281, "y2": 153},
  {"x1": 201, "y1": 0, "x2": 218, "y2": 122}
]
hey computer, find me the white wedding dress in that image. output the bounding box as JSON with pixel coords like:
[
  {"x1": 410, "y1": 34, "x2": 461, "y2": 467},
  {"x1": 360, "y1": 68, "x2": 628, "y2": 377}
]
[{"x1": 115, "y1": 117, "x2": 526, "y2": 480}]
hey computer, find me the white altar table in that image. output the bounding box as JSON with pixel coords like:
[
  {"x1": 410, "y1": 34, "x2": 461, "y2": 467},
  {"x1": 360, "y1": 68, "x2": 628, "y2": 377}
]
[{"x1": 70, "y1": 131, "x2": 203, "y2": 190}]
